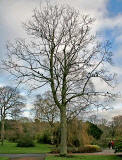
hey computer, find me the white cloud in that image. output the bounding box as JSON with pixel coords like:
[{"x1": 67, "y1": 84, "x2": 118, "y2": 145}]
[
  {"x1": 0, "y1": 0, "x2": 108, "y2": 36},
  {"x1": 0, "y1": 0, "x2": 41, "y2": 38},
  {"x1": 102, "y1": 14, "x2": 122, "y2": 30},
  {"x1": 98, "y1": 104, "x2": 122, "y2": 120}
]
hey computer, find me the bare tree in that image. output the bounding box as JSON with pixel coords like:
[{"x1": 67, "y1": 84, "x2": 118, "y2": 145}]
[
  {"x1": 109, "y1": 115, "x2": 122, "y2": 138},
  {"x1": 113, "y1": 115, "x2": 122, "y2": 128},
  {"x1": 32, "y1": 91, "x2": 59, "y2": 127},
  {"x1": 32, "y1": 90, "x2": 91, "y2": 126},
  {"x1": 0, "y1": 86, "x2": 25, "y2": 145},
  {"x1": 88, "y1": 114, "x2": 98, "y2": 124},
  {"x1": 108, "y1": 120, "x2": 116, "y2": 139},
  {"x1": 2, "y1": 3, "x2": 116, "y2": 155}
]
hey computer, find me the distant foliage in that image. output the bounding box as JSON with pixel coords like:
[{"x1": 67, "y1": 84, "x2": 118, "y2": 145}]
[
  {"x1": 51, "y1": 144, "x2": 101, "y2": 153},
  {"x1": 73, "y1": 139, "x2": 80, "y2": 147},
  {"x1": 88, "y1": 122, "x2": 103, "y2": 140},
  {"x1": 115, "y1": 141, "x2": 122, "y2": 153},
  {"x1": 37, "y1": 132, "x2": 51, "y2": 144},
  {"x1": 78, "y1": 145, "x2": 102, "y2": 153},
  {"x1": 54, "y1": 119, "x2": 94, "y2": 147},
  {"x1": 17, "y1": 135, "x2": 35, "y2": 147}
]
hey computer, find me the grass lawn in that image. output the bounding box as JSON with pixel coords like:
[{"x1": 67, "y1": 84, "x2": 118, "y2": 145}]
[
  {"x1": 0, "y1": 158, "x2": 9, "y2": 160},
  {"x1": 0, "y1": 141, "x2": 52, "y2": 154},
  {"x1": 46, "y1": 155, "x2": 122, "y2": 160}
]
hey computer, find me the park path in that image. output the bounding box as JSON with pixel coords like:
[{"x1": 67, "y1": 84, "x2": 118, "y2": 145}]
[
  {"x1": 10, "y1": 157, "x2": 45, "y2": 160},
  {"x1": 0, "y1": 154, "x2": 46, "y2": 160},
  {"x1": 70, "y1": 149, "x2": 115, "y2": 155},
  {"x1": 67, "y1": 149, "x2": 121, "y2": 156}
]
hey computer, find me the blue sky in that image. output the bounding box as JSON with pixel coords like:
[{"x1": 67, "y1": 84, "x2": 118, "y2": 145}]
[
  {"x1": 107, "y1": 0, "x2": 122, "y2": 17},
  {"x1": 0, "y1": 0, "x2": 122, "y2": 120}
]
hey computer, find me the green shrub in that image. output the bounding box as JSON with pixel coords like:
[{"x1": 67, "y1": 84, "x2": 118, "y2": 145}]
[
  {"x1": 73, "y1": 139, "x2": 80, "y2": 147},
  {"x1": 17, "y1": 135, "x2": 35, "y2": 147},
  {"x1": 115, "y1": 142, "x2": 122, "y2": 153},
  {"x1": 37, "y1": 132, "x2": 51, "y2": 144},
  {"x1": 93, "y1": 139, "x2": 108, "y2": 148}
]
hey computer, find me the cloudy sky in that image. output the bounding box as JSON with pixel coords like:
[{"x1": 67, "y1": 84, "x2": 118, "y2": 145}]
[{"x1": 0, "y1": 0, "x2": 122, "y2": 120}]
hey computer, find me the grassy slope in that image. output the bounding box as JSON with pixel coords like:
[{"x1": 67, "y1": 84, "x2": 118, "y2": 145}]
[
  {"x1": 46, "y1": 155, "x2": 122, "y2": 160},
  {"x1": 0, "y1": 141, "x2": 52, "y2": 154}
]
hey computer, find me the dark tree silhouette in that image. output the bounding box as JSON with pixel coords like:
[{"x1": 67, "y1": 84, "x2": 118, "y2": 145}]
[{"x1": 0, "y1": 86, "x2": 25, "y2": 145}]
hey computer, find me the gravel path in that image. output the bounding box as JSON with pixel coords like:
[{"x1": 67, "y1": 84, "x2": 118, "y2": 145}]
[
  {"x1": 0, "y1": 154, "x2": 46, "y2": 160},
  {"x1": 10, "y1": 157, "x2": 45, "y2": 160}
]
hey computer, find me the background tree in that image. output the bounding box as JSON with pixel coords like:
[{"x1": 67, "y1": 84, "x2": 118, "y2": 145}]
[
  {"x1": 113, "y1": 115, "x2": 122, "y2": 137},
  {"x1": 3, "y1": 3, "x2": 116, "y2": 155},
  {"x1": 32, "y1": 91, "x2": 59, "y2": 127},
  {"x1": 113, "y1": 115, "x2": 122, "y2": 127},
  {"x1": 87, "y1": 122, "x2": 103, "y2": 140},
  {"x1": 109, "y1": 115, "x2": 122, "y2": 140},
  {"x1": 4, "y1": 119, "x2": 23, "y2": 143},
  {"x1": 88, "y1": 115, "x2": 99, "y2": 124},
  {"x1": 0, "y1": 86, "x2": 25, "y2": 145},
  {"x1": 108, "y1": 120, "x2": 116, "y2": 139}
]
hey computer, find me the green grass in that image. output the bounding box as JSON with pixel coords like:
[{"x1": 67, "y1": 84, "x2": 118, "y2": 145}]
[
  {"x1": 0, "y1": 141, "x2": 52, "y2": 154},
  {"x1": 46, "y1": 155, "x2": 122, "y2": 160},
  {"x1": 0, "y1": 158, "x2": 9, "y2": 160}
]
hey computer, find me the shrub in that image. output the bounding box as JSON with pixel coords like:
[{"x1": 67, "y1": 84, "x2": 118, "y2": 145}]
[
  {"x1": 51, "y1": 145, "x2": 101, "y2": 153},
  {"x1": 73, "y1": 139, "x2": 80, "y2": 147},
  {"x1": 51, "y1": 146, "x2": 78, "y2": 154},
  {"x1": 37, "y1": 132, "x2": 51, "y2": 144},
  {"x1": 78, "y1": 145, "x2": 102, "y2": 153},
  {"x1": 115, "y1": 141, "x2": 122, "y2": 153},
  {"x1": 8, "y1": 136, "x2": 18, "y2": 143},
  {"x1": 17, "y1": 135, "x2": 35, "y2": 147}
]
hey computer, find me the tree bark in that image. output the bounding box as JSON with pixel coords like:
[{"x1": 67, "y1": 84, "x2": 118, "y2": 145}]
[
  {"x1": 1, "y1": 118, "x2": 5, "y2": 146},
  {"x1": 60, "y1": 107, "x2": 67, "y2": 156}
]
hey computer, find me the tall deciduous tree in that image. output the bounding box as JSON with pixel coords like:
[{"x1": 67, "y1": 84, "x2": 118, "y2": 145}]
[
  {"x1": 3, "y1": 3, "x2": 116, "y2": 155},
  {"x1": 0, "y1": 86, "x2": 25, "y2": 145}
]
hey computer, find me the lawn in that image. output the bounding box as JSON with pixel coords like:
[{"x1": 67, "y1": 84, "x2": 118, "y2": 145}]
[
  {"x1": 46, "y1": 155, "x2": 122, "y2": 160},
  {"x1": 0, "y1": 158, "x2": 8, "y2": 160},
  {"x1": 0, "y1": 141, "x2": 52, "y2": 154}
]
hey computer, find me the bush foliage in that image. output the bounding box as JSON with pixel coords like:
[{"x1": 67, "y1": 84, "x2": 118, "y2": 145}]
[
  {"x1": 51, "y1": 144, "x2": 101, "y2": 153},
  {"x1": 78, "y1": 145, "x2": 102, "y2": 153},
  {"x1": 37, "y1": 132, "x2": 51, "y2": 144},
  {"x1": 88, "y1": 122, "x2": 103, "y2": 140},
  {"x1": 115, "y1": 141, "x2": 122, "y2": 153},
  {"x1": 17, "y1": 135, "x2": 35, "y2": 147},
  {"x1": 73, "y1": 139, "x2": 80, "y2": 147}
]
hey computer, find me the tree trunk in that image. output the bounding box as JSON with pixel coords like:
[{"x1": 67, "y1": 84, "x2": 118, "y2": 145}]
[
  {"x1": 1, "y1": 118, "x2": 5, "y2": 146},
  {"x1": 60, "y1": 107, "x2": 67, "y2": 156}
]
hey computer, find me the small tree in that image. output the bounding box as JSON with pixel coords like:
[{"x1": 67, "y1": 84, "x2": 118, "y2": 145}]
[
  {"x1": 0, "y1": 86, "x2": 25, "y2": 145},
  {"x1": 3, "y1": 3, "x2": 116, "y2": 155}
]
